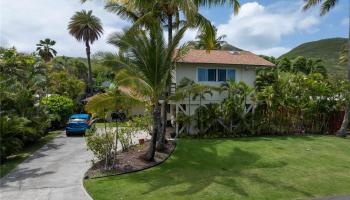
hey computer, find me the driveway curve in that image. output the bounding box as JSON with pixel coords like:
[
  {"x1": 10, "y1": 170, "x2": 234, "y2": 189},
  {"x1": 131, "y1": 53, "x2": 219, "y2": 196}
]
[{"x1": 0, "y1": 132, "x2": 93, "y2": 200}]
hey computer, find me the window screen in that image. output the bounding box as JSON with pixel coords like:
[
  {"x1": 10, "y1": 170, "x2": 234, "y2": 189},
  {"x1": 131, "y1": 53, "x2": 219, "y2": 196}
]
[
  {"x1": 208, "y1": 69, "x2": 216, "y2": 81},
  {"x1": 218, "y1": 69, "x2": 227, "y2": 81},
  {"x1": 227, "y1": 69, "x2": 235, "y2": 81}
]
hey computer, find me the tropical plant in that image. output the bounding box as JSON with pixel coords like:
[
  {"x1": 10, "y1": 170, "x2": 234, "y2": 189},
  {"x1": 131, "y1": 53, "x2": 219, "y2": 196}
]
[
  {"x1": 277, "y1": 57, "x2": 292, "y2": 72},
  {"x1": 0, "y1": 48, "x2": 52, "y2": 161},
  {"x1": 303, "y1": 0, "x2": 349, "y2": 136},
  {"x1": 188, "y1": 26, "x2": 227, "y2": 50},
  {"x1": 221, "y1": 81, "x2": 254, "y2": 135},
  {"x1": 36, "y1": 38, "x2": 57, "y2": 62},
  {"x1": 339, "y1": 45, "x2": 348, "y2": 65},
  {"x1": 68, "y1": 10, "x2": 103, "y2": 95},
  {"x1": 86, "y1": 129, "x2": 115, "y2": 170},
  {"x1": 40, "y1": 94, "x2": 75, "y2": 127},
  {"x1": 107, "y1": 21, "x2": 187, "y2": 161},
  {"x1": 48, "y1": 71, "x2": 86, "y2": 100},
  {"x1": 0, "y1": 116, "x2": 30, "y2": 162},
  {"x1": 97, "y1": 0, "x2": 241, "y2": 149},
  {"x1": 303, "y1": 0, "x2": 339, "y2": 16},
  {"x1": 172, "y1": 77, "x2": 215, "y2": 134}
]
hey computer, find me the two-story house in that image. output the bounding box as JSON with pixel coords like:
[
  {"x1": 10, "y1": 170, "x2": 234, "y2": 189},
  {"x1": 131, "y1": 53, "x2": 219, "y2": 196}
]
[{"x1": 166, "y1": 49, "x2": 275, "y2": 134}]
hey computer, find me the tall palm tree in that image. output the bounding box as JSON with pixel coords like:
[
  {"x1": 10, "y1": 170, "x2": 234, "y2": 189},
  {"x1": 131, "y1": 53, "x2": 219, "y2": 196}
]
[
  {"x1": 304, "y1": 0, "x2": 349, "y2": 137},
  {"x1": 36, "y1": 38, "x2": 57, "y2": 62},
  {"x1": 87, "y1": 0, "x2": 241, "y2": 149},
  {"x1": 68, "y1": 10, "x2": 103, "y2": 95},
  {"x1": 108, "y1": 21, "x2": 187, "y2": 161}
]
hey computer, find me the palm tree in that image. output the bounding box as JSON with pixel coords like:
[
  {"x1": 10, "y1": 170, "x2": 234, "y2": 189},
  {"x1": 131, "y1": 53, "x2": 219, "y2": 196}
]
[
  {"x1": 68, "y1": 10, "x2": 103, "y2": 95},
  {"x1": 339, "y1": 45, "x2": 348, "y2": 65},
  {"x1": 188, "y1": 26, "x2": 227, "y2": 50},
  {"x1": 303, "y1": 0, "x2": 339, "y2": 16},
  {"x1": 304, "y1": 0, "x2": 349, "y2": 136},
  {"x1": 108, "y1": 21, "x2": 187, "y2": 161},
  {"x1": 192, "y1": 84, "x2": 214, "y2": 133},
  {"x1": 36, "y1": 38, "x2": 57, "y2": 62},
  {"x1": 87, "y1": 0, "x2": 240, "y2": 149}
]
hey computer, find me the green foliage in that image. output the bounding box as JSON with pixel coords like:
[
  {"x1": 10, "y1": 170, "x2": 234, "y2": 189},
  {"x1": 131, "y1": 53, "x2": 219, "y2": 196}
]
[
  {"x1": 41, "y1": 95, "x2": 74, "y2": 127},
  {"x1": 188, "y1": 26, "x2": 227, "y2": 50},
  {"x1": 86, "y1": 115, "x2": 152, "y2": 169},
  {"x1": 48, "y1": 71, "x2": 86, "y2": 100},
  {"x1": 51, "y1": 56, "x2": 88, "y2": 80},
  {"x1": 0, "y1": 48, "x2": 52, "y2": 161},
  {"x1": 68, "y1": 10, "x2": 103, "y2": 44},
  {"x1": 303, "y1": 0, "x2": 338, "y2": 16},
  {"x1": 176, "y1": 71, "x2": 349, "y2": 138},
  {"x1": 86, "y1": 130, "x2": 115, "y2": 164},
  {"x1": 36, "y1": 38, "x2": 57, "y2": 62},
  {"x1": 280, "y1": 38, "x2": 348, "y2": 79}
]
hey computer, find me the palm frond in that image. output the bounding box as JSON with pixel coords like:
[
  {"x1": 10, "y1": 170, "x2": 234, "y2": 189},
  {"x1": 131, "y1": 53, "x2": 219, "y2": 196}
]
[{"x1": 68, "y1": 10, "x2": 103, "y2": 44}]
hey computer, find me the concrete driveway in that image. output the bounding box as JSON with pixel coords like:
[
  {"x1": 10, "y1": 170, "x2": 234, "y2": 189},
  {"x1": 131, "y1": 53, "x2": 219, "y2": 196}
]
[{"x1": 0, "y1": 132, "x2": 93, "y2": 200}]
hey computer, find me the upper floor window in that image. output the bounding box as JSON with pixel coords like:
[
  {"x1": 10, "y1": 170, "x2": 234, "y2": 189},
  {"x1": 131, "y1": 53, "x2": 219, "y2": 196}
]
[
  {"x1": 227, "y1": 69, "x2": 235, "y2": 81},
  {"x1": 198, "y1": 68, "x2": 235, "y2": 82},
  {"x1": 198, "y1": 68, "x2": 216, "y2": 81}
]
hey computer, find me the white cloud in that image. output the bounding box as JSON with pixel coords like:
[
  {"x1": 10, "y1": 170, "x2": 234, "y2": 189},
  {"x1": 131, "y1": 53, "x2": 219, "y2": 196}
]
[
  {"x1": 341, "y1": 18, "x2": 349, "y2": 26},
  {"x1": 217, "y1": 2, "x2": 320, "y2": 57},
  {"x1": 1, "y1": 0, "x2": 127, "y2": 57}
]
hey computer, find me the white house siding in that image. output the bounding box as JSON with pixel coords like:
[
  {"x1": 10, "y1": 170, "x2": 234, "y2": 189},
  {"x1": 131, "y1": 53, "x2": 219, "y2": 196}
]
[
  {"x1": 170, "y1": 63, "x2": 259, "y2": 134},
  {"x1": 173, "y1": 63, "x2": 256, "y2": 112}
]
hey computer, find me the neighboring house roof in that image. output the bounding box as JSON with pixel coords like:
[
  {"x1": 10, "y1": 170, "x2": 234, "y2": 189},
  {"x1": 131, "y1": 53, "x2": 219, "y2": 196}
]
[{"x1": 176, "y1": 49, "x2": 275, "y2": 67}]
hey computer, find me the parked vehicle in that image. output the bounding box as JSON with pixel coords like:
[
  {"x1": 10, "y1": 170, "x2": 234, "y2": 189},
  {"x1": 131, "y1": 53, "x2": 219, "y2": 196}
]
[{"x1": 66, "y1": 114, "x2": 95, "y2": 136}]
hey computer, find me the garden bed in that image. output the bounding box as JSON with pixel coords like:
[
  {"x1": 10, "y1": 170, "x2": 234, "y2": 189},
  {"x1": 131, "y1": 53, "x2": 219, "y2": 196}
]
[{"x1": 85, "y1": 140, "x2": 176, "y2": 179}]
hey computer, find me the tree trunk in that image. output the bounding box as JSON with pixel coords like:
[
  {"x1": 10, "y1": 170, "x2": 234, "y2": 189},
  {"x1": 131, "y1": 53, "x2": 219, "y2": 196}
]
[
  {"x1": 158, "y1": 14, "x2": 173, "y2": 150},
  {"x1": 85, "y1": 40, "x2": 93, "y2": 96},
  {"x1": 337, "y1": 25, "x2": 350, "y2": 137},
  {"x1": 146, "y1": 104, "x2": 160, "y2": 161}
]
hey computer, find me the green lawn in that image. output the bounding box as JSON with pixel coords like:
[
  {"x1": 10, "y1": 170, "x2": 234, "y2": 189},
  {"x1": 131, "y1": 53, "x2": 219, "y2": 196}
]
[
  {"x1": 84, "y1": 136, "x2": 350, "y2": 200},
  {"x1": 0, "y1": 131, "x2": 61, "y2": 177},
  {"x1": 95, "y1": 122, "x2": 117, "y2": 128}
]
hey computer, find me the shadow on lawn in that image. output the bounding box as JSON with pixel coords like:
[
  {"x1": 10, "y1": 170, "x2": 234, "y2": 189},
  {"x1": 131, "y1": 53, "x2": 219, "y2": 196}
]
[{"x1": 125, "y1": 139, "x2": 313, "y2": 198}]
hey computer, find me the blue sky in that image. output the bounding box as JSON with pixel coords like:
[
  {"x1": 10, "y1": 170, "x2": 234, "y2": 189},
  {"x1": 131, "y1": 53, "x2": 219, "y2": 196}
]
[{"x1": 1, "y1": 0, "x2": 348, "y2": 57}]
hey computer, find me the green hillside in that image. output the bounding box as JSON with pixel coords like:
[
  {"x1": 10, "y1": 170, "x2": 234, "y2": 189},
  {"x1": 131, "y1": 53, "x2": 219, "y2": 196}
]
[{"x1": 280, "y1": 38, "x2": 348, "y2": 79}]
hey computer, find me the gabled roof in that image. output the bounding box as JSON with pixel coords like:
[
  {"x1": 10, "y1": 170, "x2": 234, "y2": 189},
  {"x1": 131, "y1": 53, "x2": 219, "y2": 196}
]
[{"x1": 176, "y1": 49, "x2": 275, "y2": 67}]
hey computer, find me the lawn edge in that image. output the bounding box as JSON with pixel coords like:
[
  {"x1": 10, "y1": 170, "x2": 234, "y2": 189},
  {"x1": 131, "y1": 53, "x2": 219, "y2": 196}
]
[{"x1": 84, "y1": 140, "x2": 177, "y2": 180}]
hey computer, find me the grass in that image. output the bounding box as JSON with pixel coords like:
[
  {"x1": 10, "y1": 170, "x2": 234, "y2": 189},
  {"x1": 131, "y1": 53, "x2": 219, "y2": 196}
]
[
  {"x1": 0, "y1": 131, "x2": 61, "y2": 178},
  {"x1": 84, "y1": 135, "x2": 350, "y2": 200},
  {"x1": 95, "y1": 122, "x2": 117, "y2": 128}
]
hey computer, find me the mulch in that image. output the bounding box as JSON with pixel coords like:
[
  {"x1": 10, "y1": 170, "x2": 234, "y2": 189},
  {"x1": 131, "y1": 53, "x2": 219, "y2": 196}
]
[{"x1": 85, "y1": 139, "x2": 175, "y2": 179}]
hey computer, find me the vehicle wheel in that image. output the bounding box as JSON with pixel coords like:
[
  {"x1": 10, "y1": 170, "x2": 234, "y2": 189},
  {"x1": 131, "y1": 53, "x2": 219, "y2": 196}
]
[{"x1": 66, "y1": 131, "x2": 71, "y2": 137}]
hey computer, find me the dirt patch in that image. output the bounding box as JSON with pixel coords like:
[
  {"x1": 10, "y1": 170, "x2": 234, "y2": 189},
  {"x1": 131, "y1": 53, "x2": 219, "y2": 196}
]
[{"x1": 85, "y1": 140, "x2": 175, "y2": 179}]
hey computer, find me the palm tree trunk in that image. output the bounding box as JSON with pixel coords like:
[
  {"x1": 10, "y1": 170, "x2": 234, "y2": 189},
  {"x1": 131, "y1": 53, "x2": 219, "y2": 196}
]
[
  {"x1": 146, "y1": 104, "x2": 160, "y2": 161},
  {"x1": 158, "y1": 14, "x2": 173, "y2": 150},
  {"x1": 337, "y1": 27, "x2": 350, "y2": 137},
  {"x1": 85, "y1": 40, "x2": 93, "y2": 96},
  {"x1": 199, "y1": 94, "x2": 202, "y2": 133}
]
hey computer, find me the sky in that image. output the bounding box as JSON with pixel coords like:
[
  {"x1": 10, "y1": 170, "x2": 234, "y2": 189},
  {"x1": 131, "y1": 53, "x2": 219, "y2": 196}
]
[{"x1": 0, "y1": 0, "x2": 349, "y2": 58}]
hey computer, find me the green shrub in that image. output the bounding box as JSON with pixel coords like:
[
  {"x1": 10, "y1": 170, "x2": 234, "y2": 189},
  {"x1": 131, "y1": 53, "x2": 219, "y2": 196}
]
[
  {"x1": 0, "y1": 116, "x2": 30, "y2": 162},
  {"x1": 41, "y1": 94, "x2": 74, "y2": 127},
  {"x1": 86, "y1": 130, "x2": 115, "y2": 169}
]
